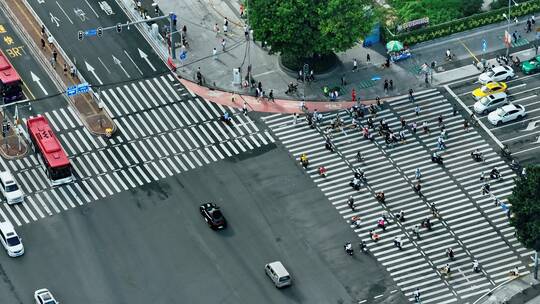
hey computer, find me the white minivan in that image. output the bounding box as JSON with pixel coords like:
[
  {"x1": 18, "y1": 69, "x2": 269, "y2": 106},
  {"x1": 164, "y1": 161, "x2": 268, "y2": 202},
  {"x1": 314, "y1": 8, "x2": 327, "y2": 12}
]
[
  {"x1": 0, "y1": 171, "x2": 24, "y2": 204},
  {"x1": 0, "y1": 220, "x2": 24, "y2": 257},
  {"x1": 265, "y1": 261, "x2": 292, "y2": 288}
]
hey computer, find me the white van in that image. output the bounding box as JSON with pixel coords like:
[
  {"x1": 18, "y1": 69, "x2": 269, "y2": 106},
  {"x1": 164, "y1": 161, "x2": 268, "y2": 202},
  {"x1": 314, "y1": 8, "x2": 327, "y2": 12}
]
[
  {"x1": 0, "y1": 221, "x2": 24, "y2": 257},
  {"x1": 265, "y1": 261, "x2": 292, "y2": 288},
  {"x1": 0, "y1": 171, "x2": 24, "y2": 205}
]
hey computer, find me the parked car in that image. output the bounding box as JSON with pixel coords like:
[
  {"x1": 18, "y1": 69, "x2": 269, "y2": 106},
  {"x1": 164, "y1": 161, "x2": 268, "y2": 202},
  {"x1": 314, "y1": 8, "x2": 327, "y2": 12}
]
[
  {"x1": 521, "y1": 55, "x2": 540, "y2": 74},
  {"x1": 34, "y1": 288, "x2": 58, "y2": 304},
  {"x1": 487, "y1": 104, "x2": 526, "y2": 126},
  {"x1": 0, "y1": 171, "x2": 24, "y2": 204},
  {"x1": 0, "y1": 220, "x2": 24, "y2": 257},
  {"x1": 473, "y1": 92, "x2": 508, "y2": 114},
  {"x1": 199, "y1": 203, "x2": 226, "y2": 229},
  {"x1": 472, "y1": 82, "x2": 507, "y2": 100},
  {"x1": 478, "y1": 66, "x2": 514, "y2": 84}
]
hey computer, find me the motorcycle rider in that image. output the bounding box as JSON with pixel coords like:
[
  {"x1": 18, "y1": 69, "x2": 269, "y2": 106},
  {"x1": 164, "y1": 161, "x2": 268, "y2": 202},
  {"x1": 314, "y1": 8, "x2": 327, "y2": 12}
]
[
  {"x1": 325, "y1": 137, "x2": 334, "y2": 152},
  {"x1": 350, "y1": 176, "x2": 361, "y2": 190},
  {"x1": 431, "y1": 152, "x2": 443, "y2": 163},
  {"x1": 473, "y1": 259, "x2": 480, "y2": 272},
  {"x1": 446, "y1": 248, "x2": 455, "y2": 260},
  {"x1": 300, "y1": 153, "x2": 309, "y2": 168},
  {"x1": 221, "y1": 111, "x2": 232, "y2": 123},
  {"x1": 318, "y1": 166, "x2": 327, "y2": 177},
  {"x1": 360, "y1": 240, "x2": 367, "y2": 252},
  {"x1": 344, "y1": 242, "x2": 353, "y2": 255},
  {"x1": 376, "y1": 191, "x2": 386, "y2": 204},
  {"x1": 351, "y1": 216, "x2": 361, "y2": 228},
  {"x1": 471, "y1": 149, "x2": 483, "y2": 161},
  {"x1": 414, "y1": 182, "x2": 422, "y2": 196},
  {"x1": 490, "y1": 167, "x2": 501, "y2": 180},
  {"x1": 356, "y1": 151, "x2": 364, "y2": 162}
]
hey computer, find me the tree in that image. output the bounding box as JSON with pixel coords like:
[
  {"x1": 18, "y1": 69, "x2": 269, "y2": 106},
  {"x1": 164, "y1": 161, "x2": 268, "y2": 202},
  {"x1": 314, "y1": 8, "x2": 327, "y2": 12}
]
[
  {"x1": 247, "y1": 0, "x2": 375, "y2": 62},
  {"x1": 509, "y1": 166, "x2": 540, "y2": 251},
  {"x1": 390, "y1": 0, "x2": 483, "y2": 25}
]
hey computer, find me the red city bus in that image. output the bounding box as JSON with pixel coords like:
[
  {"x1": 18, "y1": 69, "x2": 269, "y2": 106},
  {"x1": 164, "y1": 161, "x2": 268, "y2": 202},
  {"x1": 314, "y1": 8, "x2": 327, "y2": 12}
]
[
  {"x1": 0, "y1": 49, "x2": 24, "y2": 102},
  {"x1": 27, "y1": 116, "x2": 73, "y2": 186}
]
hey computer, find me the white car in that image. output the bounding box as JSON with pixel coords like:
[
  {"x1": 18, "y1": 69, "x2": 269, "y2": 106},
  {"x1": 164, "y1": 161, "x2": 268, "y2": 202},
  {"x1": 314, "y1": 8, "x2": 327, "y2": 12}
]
[
  {"x1": 0, "y1": 221, "x2": 24, "y2": 257},
  {"x1": 473, "y1": 92, "x2": 508, "y2": 114},
  {"x1": 478, "y1": 66, "x2": 515, "y2": 84},
  {"x1": 0, "y1": 171, "x2": 24, "y2": 204},
  {"x1": 488, "y1": 104, "x2": 526, "y2": 126},
  {"x1": 34, "y1": 288, "x2": 58, "y2": 304}
]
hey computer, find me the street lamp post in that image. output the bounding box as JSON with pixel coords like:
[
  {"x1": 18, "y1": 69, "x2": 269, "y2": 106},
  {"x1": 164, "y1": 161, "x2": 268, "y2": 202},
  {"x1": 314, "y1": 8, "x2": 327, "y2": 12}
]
[{"x1": 504, "y1": 0, "x2": 519, "y2": 57}]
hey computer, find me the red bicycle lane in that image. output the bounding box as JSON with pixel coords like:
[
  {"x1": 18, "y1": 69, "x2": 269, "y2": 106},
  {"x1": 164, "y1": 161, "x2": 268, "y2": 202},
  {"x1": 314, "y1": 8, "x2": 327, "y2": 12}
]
[{"x1": 179, "y1": 78, "x2": 379, "y2": 114}]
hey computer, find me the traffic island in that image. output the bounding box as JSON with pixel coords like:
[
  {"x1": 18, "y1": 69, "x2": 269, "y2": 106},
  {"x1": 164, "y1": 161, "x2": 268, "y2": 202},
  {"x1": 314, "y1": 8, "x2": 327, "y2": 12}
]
[
  {"x1": 0, "y1": 113, "x2": 26, "y2": 160},
  {"x1": 4, "y1": 0, "x2": 115, "y2": 136}
]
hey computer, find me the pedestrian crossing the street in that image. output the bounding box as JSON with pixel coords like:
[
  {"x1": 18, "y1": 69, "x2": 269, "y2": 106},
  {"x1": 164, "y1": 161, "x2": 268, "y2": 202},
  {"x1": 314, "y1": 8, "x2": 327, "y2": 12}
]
[
  {"x1": 0, "y1": 74, "x2": 274, "y2": 227},
  {"x1": 262, "y1": 89, "x2": 532, "y2": 304},
  {"x1": 512, "y1": 38, "x2": 529, "y2": 48}
]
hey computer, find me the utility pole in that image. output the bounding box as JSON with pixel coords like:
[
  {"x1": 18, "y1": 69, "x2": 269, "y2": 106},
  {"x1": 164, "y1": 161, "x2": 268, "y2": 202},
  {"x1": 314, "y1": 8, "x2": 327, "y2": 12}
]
[
  {"x1": 504, "y1": 0, "x2": 519, "y2": 57},
  {"x1": 169, "y1": 13, "x2": 176, "y2": 59},
  {"x1": 302, "y1": 63, "x2": 309, "y2": 102}
]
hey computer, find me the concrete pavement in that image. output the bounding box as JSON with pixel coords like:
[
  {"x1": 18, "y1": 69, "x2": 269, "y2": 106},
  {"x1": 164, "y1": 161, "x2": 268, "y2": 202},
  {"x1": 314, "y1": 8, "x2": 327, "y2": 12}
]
[
  {"x1": 475, "y1": 273, "x2": 540, "y2": 304},
  {"x1": 130, "y1": 0, "x2": 539, "y2": 103}
]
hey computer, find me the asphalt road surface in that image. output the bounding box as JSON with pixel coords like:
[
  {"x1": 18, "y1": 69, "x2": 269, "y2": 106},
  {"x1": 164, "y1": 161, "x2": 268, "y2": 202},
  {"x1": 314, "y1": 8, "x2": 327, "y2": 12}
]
[
  {"x1": 29, "y1": 0, "x2": 165, "y2": 87},
  {"x1": 0, "y1": 144, "x2": 400, "y2": 304},
  {"x1": 447, "y1": 67, "x2": 540, "y2": 166},
  {"x1": 0, "y1": 7, "x2": 64, "y2": 111},
  {"x1": 261, "y1": 90, "x2": 533, "y2": 303}
]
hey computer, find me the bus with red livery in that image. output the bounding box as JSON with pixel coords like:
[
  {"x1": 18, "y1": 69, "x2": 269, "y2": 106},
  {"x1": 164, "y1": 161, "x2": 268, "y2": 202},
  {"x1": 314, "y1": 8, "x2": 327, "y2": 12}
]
[
  {"x1": 27, "y1": 116, "x2": 73, "y2": 186},
  {"x1": 0, "y1": 49, "x2": 24, "y2": 102}
]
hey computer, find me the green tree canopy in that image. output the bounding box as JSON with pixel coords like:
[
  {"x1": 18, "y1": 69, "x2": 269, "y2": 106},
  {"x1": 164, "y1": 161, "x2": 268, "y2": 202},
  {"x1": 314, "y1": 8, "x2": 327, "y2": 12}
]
[
  {"x1": 509, "y1": 166, "x2": 540, "y2": 250},
  {"x1": 389, "y1": 0, "x2": 483, "y2": 25},
  {"x1": 248, "y1": 0, "x2": 375, "y2": 60}
]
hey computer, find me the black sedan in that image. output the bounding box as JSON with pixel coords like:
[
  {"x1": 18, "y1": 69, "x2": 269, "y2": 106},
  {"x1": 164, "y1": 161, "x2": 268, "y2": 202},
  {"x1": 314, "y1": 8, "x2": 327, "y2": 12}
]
[{"x1": 199, "y1": 203, "x2": 227, "y2": 230}]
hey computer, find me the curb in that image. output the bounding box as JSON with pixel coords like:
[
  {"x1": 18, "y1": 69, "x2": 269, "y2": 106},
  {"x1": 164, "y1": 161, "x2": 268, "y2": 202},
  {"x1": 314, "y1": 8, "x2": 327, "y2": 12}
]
[
  {"x1": 8, "y1": 0, "x2": 116, "y2": 137},
  {"x1": 0, "y1": 135, "x2": 27, "y2": 160}
]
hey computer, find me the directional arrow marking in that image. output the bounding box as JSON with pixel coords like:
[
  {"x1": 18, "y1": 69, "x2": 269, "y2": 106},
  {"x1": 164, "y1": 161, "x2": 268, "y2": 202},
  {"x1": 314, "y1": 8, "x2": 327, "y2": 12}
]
[
  {"x1": 138, "y1": 48, "x2": 156, "y2": 72},
  {"x1": 524, "y1": 120, "x2": 539, "y2": 131},
  {"x1": 49, "y1": 13, "x2": 60, "y2": 27},
  {"x1": 30, "y1": 71, "x2": 48, "y2": 95},
  {"x1": 112, "y1": 55, "x2": 130, "y2": 78},
  {"x1": 84, "y1": 61, "x2": 103, "y2": 85}
]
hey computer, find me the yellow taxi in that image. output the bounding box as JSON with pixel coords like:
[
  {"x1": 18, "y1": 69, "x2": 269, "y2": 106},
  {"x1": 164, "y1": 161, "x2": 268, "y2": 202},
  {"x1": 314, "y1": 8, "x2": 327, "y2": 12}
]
[{"x1": 472, "y1": 82, "x2": 507, "y2": 100}]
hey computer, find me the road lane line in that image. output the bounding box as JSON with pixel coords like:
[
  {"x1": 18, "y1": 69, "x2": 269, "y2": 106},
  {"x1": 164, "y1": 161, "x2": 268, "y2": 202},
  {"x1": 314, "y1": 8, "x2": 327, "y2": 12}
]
[
  {"x1": 445, "y1": 84, "x2": 504, "y2": 149},
  {"x1": 97, "y1": 57, "x2": 111, "y2": 73},
  {"x1": 123, "y1": 50, "x2": 143, "y2": 75},
  {"x1": 84, "y1": 0, "x2": 99, "y2": 18},
  {"x1": 55, "y1": 1, "x2": 74, "y2": 24}
]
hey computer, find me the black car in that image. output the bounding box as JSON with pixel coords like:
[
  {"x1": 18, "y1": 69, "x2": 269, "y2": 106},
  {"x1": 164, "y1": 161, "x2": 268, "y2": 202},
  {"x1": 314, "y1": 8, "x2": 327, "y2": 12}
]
[{"x1": 200, "y1": 203, "x2": 226, "y2": 229}]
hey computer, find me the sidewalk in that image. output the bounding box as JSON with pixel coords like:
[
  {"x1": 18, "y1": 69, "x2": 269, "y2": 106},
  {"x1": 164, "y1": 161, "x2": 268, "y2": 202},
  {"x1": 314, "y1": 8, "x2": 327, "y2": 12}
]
[
  {"x1": 126, "y1": 0, "x2": 538, "y2": 104},
  {"x1": 476, "y1": 273, "x2": 540, "y2": 304},
  {"x1": 4, "y1": 0, "x2": 115, "y2": 136}
]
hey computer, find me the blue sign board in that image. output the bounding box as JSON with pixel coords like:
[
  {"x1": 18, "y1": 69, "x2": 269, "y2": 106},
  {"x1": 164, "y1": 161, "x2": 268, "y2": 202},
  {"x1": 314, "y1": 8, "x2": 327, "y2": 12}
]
[
  {"x1": 482, "y1": 39, "x2": 487, "y2": 52},
  {"x1": 66, "y1": 85, "x2": 77, "y2": 97},
  {"x1": 85, "y1": 29, "x2": 97, "y2": 37},
  {"x1": 179, "y1": 51, "x2": 187, "y2": 61},
  {"x1": 77, "y1": 83, "x2": 89, "y2": 94}
]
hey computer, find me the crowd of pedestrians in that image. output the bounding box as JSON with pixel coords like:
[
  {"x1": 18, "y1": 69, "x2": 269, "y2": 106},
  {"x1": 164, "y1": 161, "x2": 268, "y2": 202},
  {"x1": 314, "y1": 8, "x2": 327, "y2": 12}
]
[{"x1": 295, "y1": 85, "x2": 523, "y2": 298}]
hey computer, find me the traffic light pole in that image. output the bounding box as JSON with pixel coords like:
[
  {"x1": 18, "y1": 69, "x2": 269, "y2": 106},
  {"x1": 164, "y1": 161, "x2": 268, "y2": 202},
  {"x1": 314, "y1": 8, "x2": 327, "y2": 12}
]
[{"x1": 79, "y1": 13, "x2": 173, "y2": 37}]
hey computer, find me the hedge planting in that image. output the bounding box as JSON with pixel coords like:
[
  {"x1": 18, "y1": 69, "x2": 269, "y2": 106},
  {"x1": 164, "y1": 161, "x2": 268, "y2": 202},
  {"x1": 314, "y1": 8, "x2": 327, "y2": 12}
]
[{"x1": 384, "y1": 0, "x2": 540, "y2": 45}]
